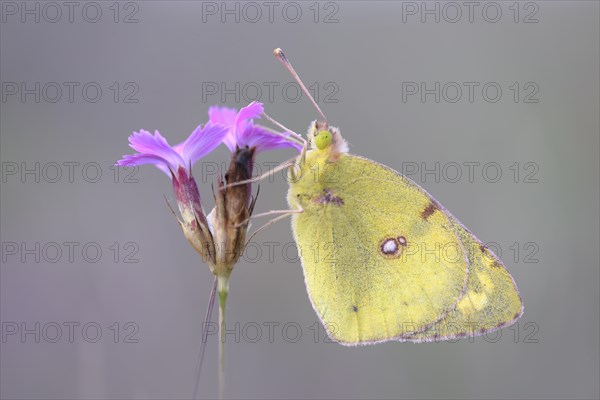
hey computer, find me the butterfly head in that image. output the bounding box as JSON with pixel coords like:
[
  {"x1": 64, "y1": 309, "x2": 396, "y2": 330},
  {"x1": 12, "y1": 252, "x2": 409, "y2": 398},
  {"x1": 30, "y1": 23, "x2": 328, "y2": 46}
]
[{"x1": 307, "y1": 120, "x2": 348, "y2": 156}]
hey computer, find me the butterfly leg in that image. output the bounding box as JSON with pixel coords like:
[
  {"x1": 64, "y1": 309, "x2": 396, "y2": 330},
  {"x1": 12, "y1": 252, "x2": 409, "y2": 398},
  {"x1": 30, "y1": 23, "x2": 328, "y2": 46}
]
[
  {"x1": 244, "y1": 210, "x2": 303, "y2": 246},
  {"x1": 234, "y1": 208, "x2": 303, "y2": 228},
  {"x1": 223, "y1": 155, "x2": 298, "y2": 189}
]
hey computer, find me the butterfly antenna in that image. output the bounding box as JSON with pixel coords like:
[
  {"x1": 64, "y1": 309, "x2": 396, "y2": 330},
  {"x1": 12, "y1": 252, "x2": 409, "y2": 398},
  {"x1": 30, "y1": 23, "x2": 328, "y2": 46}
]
[
  {"x1": 274, "y1": 48, "x2": 328, "y2": 126},
  {"x1": 193, "y1": 276, "x2": 218, "y2": 400}
]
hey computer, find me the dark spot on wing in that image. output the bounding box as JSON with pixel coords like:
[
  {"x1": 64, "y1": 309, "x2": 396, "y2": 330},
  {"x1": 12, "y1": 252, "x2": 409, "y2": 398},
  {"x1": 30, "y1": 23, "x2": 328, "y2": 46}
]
[
  {"x1": 420, "y1": 200, "x2": 439, "y2": 220},
  {"x1": 479, "y1": 244, "x2": 487, "y2": 253},
  {"x1": 490, "y1": 261, "x2": 502, "y2": 268},
  {"x1": 352, "y1": 305, "x2": 358, "y2": 312},
  {"x1": 314, "y1": 189, "x2": 344, "y2": 206}
]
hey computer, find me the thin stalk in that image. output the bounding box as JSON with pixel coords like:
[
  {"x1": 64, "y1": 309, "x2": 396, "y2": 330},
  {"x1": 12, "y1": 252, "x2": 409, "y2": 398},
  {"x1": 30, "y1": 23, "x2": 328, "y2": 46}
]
[
  {"x1": 192, "y1": 277, "x2": 217, "y2": 400},
  {"x1": 217, "y1": 276, "x2": 229, "y2": 400}
]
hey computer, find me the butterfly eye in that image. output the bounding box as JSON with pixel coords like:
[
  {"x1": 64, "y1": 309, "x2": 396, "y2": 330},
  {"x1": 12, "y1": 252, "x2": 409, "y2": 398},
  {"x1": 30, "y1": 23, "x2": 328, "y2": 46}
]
[{"x1": 315, "y1": 130, "x2": 332, "y2": 150}]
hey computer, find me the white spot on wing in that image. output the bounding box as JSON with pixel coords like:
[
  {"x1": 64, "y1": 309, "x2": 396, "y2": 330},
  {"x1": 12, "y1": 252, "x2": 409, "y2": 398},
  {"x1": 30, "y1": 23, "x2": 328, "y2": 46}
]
[{"x1": 382, "y1": 239, "x2": 398, "y2": 255}]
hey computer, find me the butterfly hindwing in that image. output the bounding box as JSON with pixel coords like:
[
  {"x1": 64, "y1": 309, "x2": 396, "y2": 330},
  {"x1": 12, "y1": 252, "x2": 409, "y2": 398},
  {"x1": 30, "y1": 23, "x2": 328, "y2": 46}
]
[
  {"x1": 289, "y1": 153, "x2": 470, "y2": 345},
  {"x1": 403, "y1": 217, "x2": 524, "y2": 342}
]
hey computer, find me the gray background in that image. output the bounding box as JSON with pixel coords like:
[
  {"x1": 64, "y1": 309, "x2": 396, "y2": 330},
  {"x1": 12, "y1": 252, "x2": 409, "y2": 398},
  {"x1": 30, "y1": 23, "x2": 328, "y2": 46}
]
[{"x1": 1, "y1": 1, "x2": 599, "y2": 399}]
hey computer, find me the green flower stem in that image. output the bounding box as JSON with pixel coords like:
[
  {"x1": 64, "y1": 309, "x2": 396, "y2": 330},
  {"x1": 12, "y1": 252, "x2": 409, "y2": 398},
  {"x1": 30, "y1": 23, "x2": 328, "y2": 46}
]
[{"x1": 217, "y1": 276, "x2": 229, "y2": 400}]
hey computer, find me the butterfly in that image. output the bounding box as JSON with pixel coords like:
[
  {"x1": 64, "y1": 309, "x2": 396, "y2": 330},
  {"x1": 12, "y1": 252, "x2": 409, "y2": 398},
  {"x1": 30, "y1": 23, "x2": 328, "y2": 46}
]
[{"x1": 272, "y1": 49, "x2": 523, "y2": 345}]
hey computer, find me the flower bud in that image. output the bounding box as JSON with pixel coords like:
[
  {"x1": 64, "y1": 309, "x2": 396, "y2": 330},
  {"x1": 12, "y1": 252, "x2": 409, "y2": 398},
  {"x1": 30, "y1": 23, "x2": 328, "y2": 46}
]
[{"x1": 210, "y1": 146, "x2": 256, "y2": 277}]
